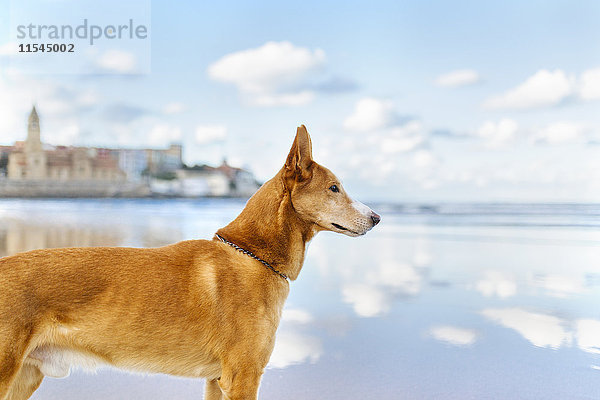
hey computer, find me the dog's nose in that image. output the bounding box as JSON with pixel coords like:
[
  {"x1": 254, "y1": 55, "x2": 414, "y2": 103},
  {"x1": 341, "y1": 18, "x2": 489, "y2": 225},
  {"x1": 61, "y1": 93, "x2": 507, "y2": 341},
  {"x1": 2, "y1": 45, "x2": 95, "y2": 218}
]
[{"x1": 371, "y1": 212, "x2": 381, "y2": 226}]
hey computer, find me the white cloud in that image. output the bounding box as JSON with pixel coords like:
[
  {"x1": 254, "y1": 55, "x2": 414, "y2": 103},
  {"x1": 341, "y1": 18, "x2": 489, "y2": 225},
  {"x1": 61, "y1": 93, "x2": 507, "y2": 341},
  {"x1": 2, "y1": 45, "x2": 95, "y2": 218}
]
[
  {"x1": 0, "y1": 72, "x2": 99, "y2": 146},
  {"x1": 208, "y1": 41, "x2": 326, "y2": 106},
  {"x1": 103, "y1": 114, "x2": 189, "y2": 149},
  {"x1": 579, "y1": 67, "x2": 600, "y2": 100},
  {"x1": 469, "y1": 153, "x2": 600, "y2": 197},
  {"x1": 163, "y1": 102, "x2": 187, "y2": 115},
  {"x1": 195, "y1": 125, "x2": 227, "y2": 145},
  {"x1": 147, "y1": 124, "x2": 182, "y2": 147},
  {"x1": 533, "y1": 121, "x2": 587, "y2": 145},
  {"x1": 483, "y1": 69, "x2": 573, "y2": 110},
  {"x1": 45, "y1": 119, "x2": 81, "y2": 145},
  {"x1": 412, "y1": 150, "x2": 437, "y2": 169},
  {"x1": 435, "y1": 69, "x2": 481, "y2": 88},
  {"x1": 333, "y1": 97, "x2": 600, "y2": 201},
  {"x1": 430, "y1": 326, "x2": 478, "y2": 346},
  {"x1": 332, "y1": 98, "x2": 432, "y2": 188},
  {"x1": 0, "y1": 41, "x2": 17, "y2": 56},
  {"x1": 482, "y1": 308, "x2": 572, "y2": 349},
  {"x1": 252, "y1": 90, "x2": 315, "y2": 107},
  {"x1": 475, "y1": 271, "x2": 517, "y2": 298},
  {"x1": 408, "y1": 149, "x2": 441, "y2": 189},
  {"x1": 343, "y1": 97, "x2": 396, "y2": 132},
  {"x1": 483, "y1": 67, "x2": 600, "y2": 109},
  {"x1": 381, "y1": 122, "x2": 425, "y2": 154},
  {"x1": 476, "y1": 118, "x2": 518, "y2": 148},
  {"x1": 342, "y1": 98, "x2": 425, "y2": 159},
  {"x1": 95, "y1": 50, "x2": 138, "y2": 74}
]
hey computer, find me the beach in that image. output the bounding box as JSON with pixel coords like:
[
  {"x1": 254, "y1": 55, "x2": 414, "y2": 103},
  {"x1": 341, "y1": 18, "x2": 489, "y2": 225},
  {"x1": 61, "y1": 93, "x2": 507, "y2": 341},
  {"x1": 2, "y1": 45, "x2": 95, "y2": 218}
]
[{"x1": 1, "y1": 199, "x2": 598, "y2": 399}]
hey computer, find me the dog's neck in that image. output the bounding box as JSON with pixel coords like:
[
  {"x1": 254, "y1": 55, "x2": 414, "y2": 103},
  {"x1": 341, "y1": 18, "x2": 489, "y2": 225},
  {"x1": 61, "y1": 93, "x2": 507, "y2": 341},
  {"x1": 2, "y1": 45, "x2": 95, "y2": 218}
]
[{"x1": 215, "y1": 170, "x2": 317, "y2": 281}]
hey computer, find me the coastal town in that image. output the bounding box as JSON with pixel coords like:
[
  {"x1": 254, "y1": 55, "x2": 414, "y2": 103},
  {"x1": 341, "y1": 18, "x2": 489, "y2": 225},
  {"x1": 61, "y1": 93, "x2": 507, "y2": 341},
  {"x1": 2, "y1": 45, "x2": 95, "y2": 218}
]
[{"x1": 0, "y1": 107, "x2": 260, "y2": 198}]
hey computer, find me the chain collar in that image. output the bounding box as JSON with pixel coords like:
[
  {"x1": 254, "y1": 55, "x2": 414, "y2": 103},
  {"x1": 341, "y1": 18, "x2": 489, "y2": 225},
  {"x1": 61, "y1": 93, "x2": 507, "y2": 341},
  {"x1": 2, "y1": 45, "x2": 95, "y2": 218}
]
[{"x1": 215, "y1": 234, "x2": 289, "y2": 282}]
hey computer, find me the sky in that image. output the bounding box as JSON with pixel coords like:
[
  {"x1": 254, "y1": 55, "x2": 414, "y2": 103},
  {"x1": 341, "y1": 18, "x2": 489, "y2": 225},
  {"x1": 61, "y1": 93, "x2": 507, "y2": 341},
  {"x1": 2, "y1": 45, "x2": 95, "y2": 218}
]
[{"x1": 1, "y1": 0, "x2": 599, "y2": 202}]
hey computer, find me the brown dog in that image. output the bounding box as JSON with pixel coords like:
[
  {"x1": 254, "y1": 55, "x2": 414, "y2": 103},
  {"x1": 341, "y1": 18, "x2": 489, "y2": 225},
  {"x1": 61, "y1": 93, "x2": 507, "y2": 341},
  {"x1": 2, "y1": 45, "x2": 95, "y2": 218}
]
[{"x1": 0, "y1": 126, "x2": 380, "y2": 400}]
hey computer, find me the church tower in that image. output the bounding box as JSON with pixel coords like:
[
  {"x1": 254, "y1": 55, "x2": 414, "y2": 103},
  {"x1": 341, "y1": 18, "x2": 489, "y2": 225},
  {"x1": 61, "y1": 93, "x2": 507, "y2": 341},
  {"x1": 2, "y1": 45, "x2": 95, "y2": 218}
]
[
  {"x1": 26, "y1": 106, "x2": 42, "y2": 152},
  {"x1": 24, "y1": 106, "x2": 47, "y2": 179}
]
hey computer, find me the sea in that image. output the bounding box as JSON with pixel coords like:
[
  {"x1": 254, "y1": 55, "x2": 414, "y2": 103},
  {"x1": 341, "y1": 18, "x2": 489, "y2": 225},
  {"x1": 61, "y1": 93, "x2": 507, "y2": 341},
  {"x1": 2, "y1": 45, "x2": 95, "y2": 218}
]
[{"x1": 0, "y1": 199, "x2": 599, "y2": 400}]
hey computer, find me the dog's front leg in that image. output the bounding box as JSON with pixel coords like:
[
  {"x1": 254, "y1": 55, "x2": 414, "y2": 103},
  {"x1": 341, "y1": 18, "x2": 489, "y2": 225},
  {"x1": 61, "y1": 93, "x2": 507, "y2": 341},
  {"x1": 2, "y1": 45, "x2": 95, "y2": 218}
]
[
  {"x1": 6, "y1": 364, "x2": 44, "y2": 400},
  {"x1": 217, "y1": 367, "x2": 263, "y2": 400},
  {"x1": 204, "y1": 378, "x2": 223, "y2": 400}
]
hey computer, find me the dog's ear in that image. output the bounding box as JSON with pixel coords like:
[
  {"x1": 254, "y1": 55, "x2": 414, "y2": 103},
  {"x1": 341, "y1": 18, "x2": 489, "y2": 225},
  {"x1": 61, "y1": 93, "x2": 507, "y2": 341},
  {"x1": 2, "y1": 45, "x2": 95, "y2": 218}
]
[{"x1": 284, "y1": 125, "x2": 313, "y2": 181}]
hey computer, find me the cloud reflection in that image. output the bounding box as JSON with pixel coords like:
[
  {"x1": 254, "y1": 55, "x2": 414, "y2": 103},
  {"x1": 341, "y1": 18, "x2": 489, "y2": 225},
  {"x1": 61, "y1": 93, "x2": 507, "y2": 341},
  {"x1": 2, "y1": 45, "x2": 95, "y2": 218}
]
[
  {"x1": 268, "y1": 308, "x2": 323, "y2": 369},
  {"x1": 531, "y1": 274, "x2": 588, "y2": 298},
  {"x1": 482, "y1": 307, "x2": 600, "y2": 355},
  {"x1": 342, "y1": 261, "x2": 422, "y2": 317},
  {"x1": 268, "y1": 331, "x2": 322, "y2": 369},
  {"x1": 309, "y1": 237, "x2": 431, "y2": 318},
  {"x1": 482, "y1": 308, "x2": 572, "y2": 349},
  {"x1": 475, "y1": 271, "x2": 517, "y2": 298},
  {"x1": 429, "y1": 325, "x2": 478, "y2": 347},
  {"x1": 576, "y1": 319, "x2": 600, "y2": 355}
]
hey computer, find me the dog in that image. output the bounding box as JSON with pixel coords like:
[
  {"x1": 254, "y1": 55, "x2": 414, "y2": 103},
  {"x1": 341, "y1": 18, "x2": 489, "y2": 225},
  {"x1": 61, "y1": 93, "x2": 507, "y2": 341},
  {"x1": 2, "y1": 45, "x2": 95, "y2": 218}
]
[{"x1": 0, "y1": 125, "x2": 380, "y2": 400}]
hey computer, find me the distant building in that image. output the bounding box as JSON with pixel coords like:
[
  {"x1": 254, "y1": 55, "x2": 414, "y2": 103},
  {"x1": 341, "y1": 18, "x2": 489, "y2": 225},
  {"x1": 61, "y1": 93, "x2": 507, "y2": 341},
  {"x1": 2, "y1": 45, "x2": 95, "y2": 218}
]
[
  {"x1": 174, "y1": 165, "x2": 230, "y2": 197},
  {"x1": 174, "y1": 160, "x2": 260, "y2": 197},
  {"x1": 4, "y1": 106, "x2": 184, "y2": 183},
  {"x1": 0, "y1": 145, "x2": 12, "y2": 177},
  {"x1": 146, "y1": 144, "x2": 183, "y2": 175},
  {"x1": 1, "y1": 106, "x2": 258, "y2": 198},
  {"x1": 7, "y1": 107, "x2": 125, "y2": 181},
  {"x1": 110, "y1": 145, "x2": 184, "y2": 182},
  {"x1": 115, "y1": 149, "x2": 150, "y2": 182},
  {"x1": 215, "y1": 160, "x2": 261, "y2": 197}
]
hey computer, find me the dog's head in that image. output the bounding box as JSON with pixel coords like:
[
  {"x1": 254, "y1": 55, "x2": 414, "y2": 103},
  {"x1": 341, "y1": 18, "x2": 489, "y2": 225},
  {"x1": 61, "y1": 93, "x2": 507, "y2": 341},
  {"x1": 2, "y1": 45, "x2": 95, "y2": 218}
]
[{"x1": 282, "y1": 125, "x2": 380, "y2": 237}]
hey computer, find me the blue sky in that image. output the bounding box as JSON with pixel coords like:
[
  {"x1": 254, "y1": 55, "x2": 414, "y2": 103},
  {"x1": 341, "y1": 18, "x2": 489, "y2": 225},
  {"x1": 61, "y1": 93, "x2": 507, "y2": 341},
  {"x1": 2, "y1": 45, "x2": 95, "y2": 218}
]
[{"x1": 1, "y1": 0, "x2": 599, "y2": 202}]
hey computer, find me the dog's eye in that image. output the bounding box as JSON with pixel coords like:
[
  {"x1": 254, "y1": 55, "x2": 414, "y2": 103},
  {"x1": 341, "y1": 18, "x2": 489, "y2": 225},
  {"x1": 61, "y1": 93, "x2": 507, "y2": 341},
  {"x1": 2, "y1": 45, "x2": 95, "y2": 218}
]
[{"x1": 329, "y1": 185, "x2": 339, "y2": 193}]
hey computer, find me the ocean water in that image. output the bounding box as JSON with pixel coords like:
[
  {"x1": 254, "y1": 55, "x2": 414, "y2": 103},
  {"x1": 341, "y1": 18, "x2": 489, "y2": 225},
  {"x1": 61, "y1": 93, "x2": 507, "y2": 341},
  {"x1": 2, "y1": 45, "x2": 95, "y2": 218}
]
[{"x1": 1, "y1": 199, "x2": 599, "y2": 400}]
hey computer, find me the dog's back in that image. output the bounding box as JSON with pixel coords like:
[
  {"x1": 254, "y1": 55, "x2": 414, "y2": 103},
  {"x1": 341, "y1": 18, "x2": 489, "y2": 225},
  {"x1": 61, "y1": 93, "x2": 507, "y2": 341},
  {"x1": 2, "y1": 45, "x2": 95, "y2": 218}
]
[{"x1": 1, "y1": 241, "x2": 204, "y2": 325}]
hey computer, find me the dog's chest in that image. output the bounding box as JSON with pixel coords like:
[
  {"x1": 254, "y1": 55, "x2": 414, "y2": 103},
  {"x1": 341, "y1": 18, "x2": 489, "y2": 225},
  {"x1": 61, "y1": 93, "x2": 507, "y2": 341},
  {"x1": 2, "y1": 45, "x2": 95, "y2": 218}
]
[
  {"x1": 27, "y1": 344, "x2": 222, "y2": 379},
  {"x1": 27, "y1": 345, "x2": 102, "y2": 378}
]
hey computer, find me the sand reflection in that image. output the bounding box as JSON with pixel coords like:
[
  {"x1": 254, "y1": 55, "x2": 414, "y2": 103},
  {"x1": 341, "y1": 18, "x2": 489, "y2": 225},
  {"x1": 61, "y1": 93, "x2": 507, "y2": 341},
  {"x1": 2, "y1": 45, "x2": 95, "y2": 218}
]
[{"x1": 0, "y1": 218, "x2": 124, "y2": 257}]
